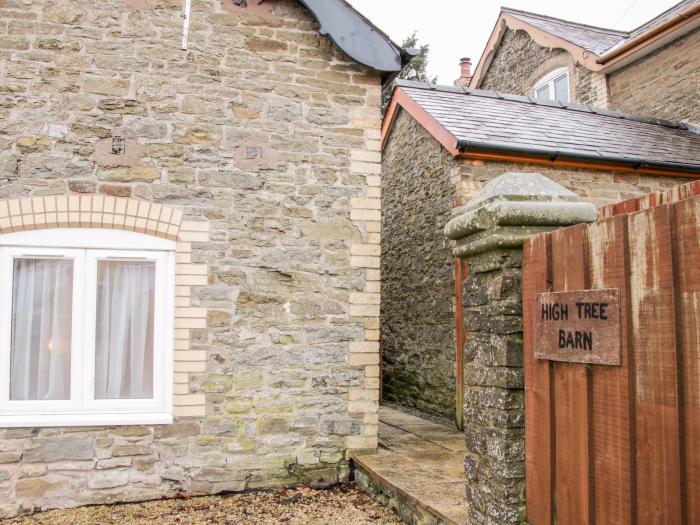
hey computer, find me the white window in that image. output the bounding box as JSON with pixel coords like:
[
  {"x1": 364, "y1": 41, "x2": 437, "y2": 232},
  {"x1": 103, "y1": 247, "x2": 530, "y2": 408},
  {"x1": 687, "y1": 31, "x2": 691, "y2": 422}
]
[
  {"x1": 534, "y1": 67, "x2": 570, "y2": 103},
  {"x1": 0, "y1": 229, "x2": 175, "y2": 427}
]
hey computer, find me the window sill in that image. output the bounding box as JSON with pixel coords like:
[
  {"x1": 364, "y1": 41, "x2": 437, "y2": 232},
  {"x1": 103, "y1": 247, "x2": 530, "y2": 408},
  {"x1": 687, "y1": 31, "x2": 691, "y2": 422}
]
[{"x1": 0, "y1": 412, "x2": 173, "y2": 428}]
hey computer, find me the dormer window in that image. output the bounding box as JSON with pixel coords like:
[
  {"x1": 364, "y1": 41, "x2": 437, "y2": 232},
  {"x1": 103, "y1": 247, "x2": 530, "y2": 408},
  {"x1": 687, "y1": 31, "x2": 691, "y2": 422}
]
[{"x1": 534, "y1": 67, "x2": 570, "y2": 103}]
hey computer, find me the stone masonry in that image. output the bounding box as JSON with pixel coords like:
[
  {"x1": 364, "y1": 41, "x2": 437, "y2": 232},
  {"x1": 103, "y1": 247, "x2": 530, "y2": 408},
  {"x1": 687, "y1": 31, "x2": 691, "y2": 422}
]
[
  {"x1": 480, "y1": 29, "x2": 609, "y2": 108},
  {"x1": 380, "y1": 110, "x2": 688, "y2": 423},
  {"x1": 381, "y1": 110, "x2": 461, "y2": 420},
  {"x1": 445, "y1": 173, "x2": 597, "y2": 525},
  {"x1": 608, "y1": 27, "x2": 700, "y2": 124},
  {"x1": 481, "y1": 29, "x2": 569, "y2": 97},
  {"x1": 0, "y1": 0, "x2": 382, "y2": 517},
  {"x1": 451, "y1": 157, "x2": 689, "y2": 209}
]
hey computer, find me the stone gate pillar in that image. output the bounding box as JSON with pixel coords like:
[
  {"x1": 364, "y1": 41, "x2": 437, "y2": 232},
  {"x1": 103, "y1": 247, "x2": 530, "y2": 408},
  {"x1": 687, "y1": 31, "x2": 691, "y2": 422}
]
[{"x1": 444, "y1": 173, "x2": 597, "y2": 525}]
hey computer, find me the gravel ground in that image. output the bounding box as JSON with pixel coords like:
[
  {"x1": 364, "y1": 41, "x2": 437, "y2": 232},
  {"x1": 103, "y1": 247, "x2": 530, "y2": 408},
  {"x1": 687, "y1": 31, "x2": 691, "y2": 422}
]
[{"x1": 6, "y1": 484, "x2": 403, "y2": 525}]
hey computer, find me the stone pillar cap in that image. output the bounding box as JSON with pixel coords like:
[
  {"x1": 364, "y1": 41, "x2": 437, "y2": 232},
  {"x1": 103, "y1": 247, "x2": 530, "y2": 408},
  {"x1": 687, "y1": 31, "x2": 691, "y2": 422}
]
[{"x1": 445, "y1": 172, "x2": 597, "y2": 241}]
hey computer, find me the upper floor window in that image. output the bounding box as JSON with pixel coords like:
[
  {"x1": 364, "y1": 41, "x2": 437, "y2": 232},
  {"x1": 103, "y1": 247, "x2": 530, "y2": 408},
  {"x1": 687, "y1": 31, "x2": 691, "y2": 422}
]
[
  {"x1": 534, "y1": 67, "x2": 570, "y2": 103},
  {"x1": 0, "y1": 228, "x2": 175, "y2": 427}
]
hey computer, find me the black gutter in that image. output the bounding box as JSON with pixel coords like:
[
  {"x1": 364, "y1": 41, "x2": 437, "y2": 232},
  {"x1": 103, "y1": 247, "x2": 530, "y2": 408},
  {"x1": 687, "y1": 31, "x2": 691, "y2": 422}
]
[{"x1": 456, "y1": 140, "x2": 700, "y2": 174}]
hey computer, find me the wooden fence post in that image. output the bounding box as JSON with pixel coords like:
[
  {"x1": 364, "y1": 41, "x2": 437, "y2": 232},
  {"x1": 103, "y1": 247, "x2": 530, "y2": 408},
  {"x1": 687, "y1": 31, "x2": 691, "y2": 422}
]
[{"x1": 444, "y1": 172, "x2": 597, "y2": 525}]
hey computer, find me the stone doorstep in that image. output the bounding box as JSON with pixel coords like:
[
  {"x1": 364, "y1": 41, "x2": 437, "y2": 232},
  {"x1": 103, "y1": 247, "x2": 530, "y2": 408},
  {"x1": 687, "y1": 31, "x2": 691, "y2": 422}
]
[
  {"x1": 353, "y1": 455, "x2": 467, "y2": 525},
  {"x1": 350, "y1": 407, "x2": 469, "y2": 525}
]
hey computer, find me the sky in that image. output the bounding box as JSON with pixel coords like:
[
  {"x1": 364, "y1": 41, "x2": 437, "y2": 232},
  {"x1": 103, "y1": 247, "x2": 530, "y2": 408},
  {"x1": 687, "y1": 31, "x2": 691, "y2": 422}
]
[{"x1": 346, "y1": 0, "x2": 683, "y2": 84}]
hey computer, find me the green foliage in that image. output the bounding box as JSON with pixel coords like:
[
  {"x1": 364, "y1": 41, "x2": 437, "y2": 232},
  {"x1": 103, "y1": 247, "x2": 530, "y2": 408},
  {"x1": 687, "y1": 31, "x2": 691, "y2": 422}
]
[
  {"x1": 399, "y1": 31, "x2": 438, "y2": 84},
  {"x1": 382, "y1": 32, "x2": 437, "y2": 113}
]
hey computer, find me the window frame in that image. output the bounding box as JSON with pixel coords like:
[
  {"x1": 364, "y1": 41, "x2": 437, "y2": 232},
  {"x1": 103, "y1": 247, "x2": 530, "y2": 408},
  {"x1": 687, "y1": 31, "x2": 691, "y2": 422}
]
[
  {"x1": 534, "y1": 67, "x2": 570, "y2": 103},
  {"x1": 0, "y1": 247, "x2": 85, "y2": 414},
  {"x1": 0, "y1": 228, "x2": 175, "y2": 428}
]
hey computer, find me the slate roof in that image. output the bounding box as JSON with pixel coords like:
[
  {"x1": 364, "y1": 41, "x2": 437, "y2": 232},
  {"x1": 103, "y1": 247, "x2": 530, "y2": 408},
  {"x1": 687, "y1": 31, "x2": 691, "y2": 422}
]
[
  {"x1": 503, "y1": 0, "x2": 698, "y2": 56},
  {"x1": 395, "y1": 80, "x2": 700, "y2": 172},
  {"x1": 627, "y1": 0, "x2": 697, "y2": 40},
  {"x1": 503, "y1": 8, "x2": 626, "y2": 55}
]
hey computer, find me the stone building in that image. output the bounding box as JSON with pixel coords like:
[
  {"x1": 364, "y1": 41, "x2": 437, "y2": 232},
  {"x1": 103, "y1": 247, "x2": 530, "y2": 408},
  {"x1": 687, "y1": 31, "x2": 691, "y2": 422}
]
[
  {"x1": 0, "y1": 0, "x2": 414, "y2": 517},
  {"x1": 381, "y1": 79, "x2": 700, "y2": 424},
  {"x1": 470, "y1": 0, "x2": 700, "y2": 123}
]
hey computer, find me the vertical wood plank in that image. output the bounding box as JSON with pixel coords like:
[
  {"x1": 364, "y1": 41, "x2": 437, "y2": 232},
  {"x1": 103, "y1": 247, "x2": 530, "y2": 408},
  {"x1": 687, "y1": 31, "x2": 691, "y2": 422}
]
[
  {"x1": 612, "y1": 197, "x2": 641, "y2": 218},
  {"x1": 628, "y1": 205, "x2": 682, "y2": 524},
  {"x1": 598, "y1": 181, "x2": 700, "y2": 223},
  {"x1": 523, "y1": 233, "x2": 554, "y2": 525},
  {"x1": 684, "y1": 180, "x2": 700, "y2": 199},
  {"x1": 672, "y1": 196, "x2": 700, "y2": 523},
  {"x1": 550, "y1": 224, "x2": 592, "y2": 525},
  {"x1": 588, "y1": 216, "x2": 635, "y2": 524}
]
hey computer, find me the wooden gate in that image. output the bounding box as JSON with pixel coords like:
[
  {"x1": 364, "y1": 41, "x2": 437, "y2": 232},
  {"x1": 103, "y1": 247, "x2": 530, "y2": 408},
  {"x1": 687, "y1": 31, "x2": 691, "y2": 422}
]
[{"x1": 523, "y1": 181, "x2": 700, "y2": 525}]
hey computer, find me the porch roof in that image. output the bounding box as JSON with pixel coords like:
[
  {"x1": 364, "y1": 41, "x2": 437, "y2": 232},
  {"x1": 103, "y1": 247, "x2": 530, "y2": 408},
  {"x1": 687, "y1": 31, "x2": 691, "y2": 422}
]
[{"x1": 383, "y1": 80, "x2": 700, "y2": 176}]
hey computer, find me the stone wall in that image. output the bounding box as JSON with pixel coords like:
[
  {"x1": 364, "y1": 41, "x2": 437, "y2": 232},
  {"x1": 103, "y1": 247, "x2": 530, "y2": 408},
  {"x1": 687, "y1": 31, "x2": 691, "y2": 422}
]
[
  {"x1": 573, "y1": 63, "x2": 609, "y2": 108},
  {"x1": 479, "y1": 29, "x2": 609, "y2": 108},
  {"x1": 381, "y1": 110, "x2": 460, "y2": 420},
  {"x1": 481, "y1": 30, "x2": 569, "y2": 97},
  {"x1": 453, "y1": 159, "x2": 690, "y2": 209},
  {"x1": 608, "y1": 27, "x2": 700, "y2": 124},
  {"x1": 461, "y1": 247, "x2": 525, "y2": 525},
  {"x1": 0, "y1": 0, "x2": 382, "y2": 517}
]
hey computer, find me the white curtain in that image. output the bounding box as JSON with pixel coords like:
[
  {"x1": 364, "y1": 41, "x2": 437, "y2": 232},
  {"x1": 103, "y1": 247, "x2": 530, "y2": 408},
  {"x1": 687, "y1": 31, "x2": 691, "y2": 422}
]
[
  {"x1": 95, "y1": 260, "x2": 155, "y2": 400},
  {"x1": 11, "y1": 259, "x2": 73, "y2": 401}
]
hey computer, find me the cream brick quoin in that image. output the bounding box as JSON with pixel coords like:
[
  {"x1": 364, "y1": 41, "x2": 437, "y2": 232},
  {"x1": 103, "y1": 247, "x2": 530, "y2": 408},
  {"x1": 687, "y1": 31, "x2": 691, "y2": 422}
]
[
  {"x1": 0, "y1": 194, "x2": 210, "y2": 417},
  {"x1": 348, "y1": 143, "x2": 382, "y2": 450}
]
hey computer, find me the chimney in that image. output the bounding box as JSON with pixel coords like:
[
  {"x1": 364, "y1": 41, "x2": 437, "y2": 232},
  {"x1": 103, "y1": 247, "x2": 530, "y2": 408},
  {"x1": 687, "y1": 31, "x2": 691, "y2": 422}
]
[{"x1": 454, "y1": 57, "x2": 472, "y2": 87}]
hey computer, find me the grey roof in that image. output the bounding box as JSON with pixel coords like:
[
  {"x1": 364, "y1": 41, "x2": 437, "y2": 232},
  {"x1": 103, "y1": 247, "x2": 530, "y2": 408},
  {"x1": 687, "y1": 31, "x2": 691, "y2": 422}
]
[
  {"x1": 503, "y1": 0, "x2": 698, "y2": 56},
  {"x1": 503, "y1": 8, "x2": 626, "y2": 55},
  {"x1": 628, "y1": 0, "x2": 697, "y2": 39},
  {"x1": 395, "y1": 80, "x2": 700, "y2": 172},
  {"x1": 297, "y1": 0, "x2": 414, "y2": 83}
]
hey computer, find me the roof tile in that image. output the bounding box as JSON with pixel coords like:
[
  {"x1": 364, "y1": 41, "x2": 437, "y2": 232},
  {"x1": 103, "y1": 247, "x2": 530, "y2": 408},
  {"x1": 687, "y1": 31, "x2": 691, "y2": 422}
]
[
  {"x1": 503, "y1": 1, "x2": 698, "y2": 56},
  {"x1": 503, "y1": 7, "x2": 626, "y2": 54},
  {"x1": 395, "y1": 80, "x2": 700, "y2": 171}
]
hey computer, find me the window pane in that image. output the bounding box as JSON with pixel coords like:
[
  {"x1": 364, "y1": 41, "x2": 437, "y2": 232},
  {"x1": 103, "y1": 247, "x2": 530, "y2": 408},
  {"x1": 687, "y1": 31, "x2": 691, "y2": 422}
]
[
  {"x1": 536, "y1": 84, "x2": 551, "y2": 100},
  {"x1": 10, "y1": 258, "x2": 73, "y2": 401},
  {"x1": 95, "y1": 260, "x2": 155, "y2": 400},
  {"x1": 554, "y1": 75, "x2": 569, "y2": 103}
]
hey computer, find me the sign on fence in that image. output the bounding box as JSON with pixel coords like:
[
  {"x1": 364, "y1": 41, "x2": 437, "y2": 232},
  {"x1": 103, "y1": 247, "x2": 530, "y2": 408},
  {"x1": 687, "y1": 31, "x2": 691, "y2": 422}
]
[{"x1": 534, "y1": 289, "x2": 621, "y2": 365}]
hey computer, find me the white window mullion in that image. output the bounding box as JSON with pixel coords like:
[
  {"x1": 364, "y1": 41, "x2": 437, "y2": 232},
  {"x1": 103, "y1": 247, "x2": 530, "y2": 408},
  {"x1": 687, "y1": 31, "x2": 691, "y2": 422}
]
[
  {"x1": 70, "y1": 250, "x2": 87, "y2": 412},
  {"x1": 80, "y1": 250, "x2": 97, "y2": 410}
]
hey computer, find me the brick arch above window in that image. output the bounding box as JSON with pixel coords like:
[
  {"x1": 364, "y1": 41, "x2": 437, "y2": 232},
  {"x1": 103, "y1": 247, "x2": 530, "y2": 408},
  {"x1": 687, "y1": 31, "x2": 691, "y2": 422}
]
[
  {"x1": 527, "y1": 57, "x2": 574, "y2": 94},
  {"x1": 0, "y1": 195, "x2": 183, "y2": 241}
]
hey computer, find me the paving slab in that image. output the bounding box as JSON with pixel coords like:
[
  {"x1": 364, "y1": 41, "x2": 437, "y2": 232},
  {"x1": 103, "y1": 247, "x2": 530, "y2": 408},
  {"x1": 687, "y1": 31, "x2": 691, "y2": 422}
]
[{"x1": 352, "y1": 406, "x2": 468, "y2": 525}]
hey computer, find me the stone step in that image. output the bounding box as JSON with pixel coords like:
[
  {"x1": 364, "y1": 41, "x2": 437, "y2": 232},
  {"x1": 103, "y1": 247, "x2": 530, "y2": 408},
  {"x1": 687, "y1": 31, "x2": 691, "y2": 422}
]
[{"x1": 351, "y1": 407, "x2": 468, "y2": 525}]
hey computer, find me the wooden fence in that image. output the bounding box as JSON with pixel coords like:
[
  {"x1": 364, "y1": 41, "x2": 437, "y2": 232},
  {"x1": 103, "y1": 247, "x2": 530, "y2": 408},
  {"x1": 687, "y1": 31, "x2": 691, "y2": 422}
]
[{"x1": 523, "y1": 180, "x2": 700, "y2": 525}]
